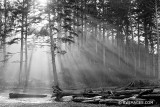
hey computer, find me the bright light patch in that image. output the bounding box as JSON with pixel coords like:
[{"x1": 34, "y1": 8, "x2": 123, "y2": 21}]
[{"x1": 37, "y1": 0, "x2": 47, "y2": 6}]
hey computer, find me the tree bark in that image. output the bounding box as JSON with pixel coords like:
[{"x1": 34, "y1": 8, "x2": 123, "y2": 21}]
[
  {"x1": 95, "y1": 25, "x2": 98, "y2": 53},
  {"x1": 4, "y1": 0, "x2": 6, "y2": 40},
  {"x1": 24, "y1": 0, "x2": 28, "y2": 88},
  {"x1": 102, "y1": 0, "x2": 105, "y2": 66},
  {"x1": 19, "y1": 0, "x2": 25, "y2": 84},
  {"x1": 137, "y1": 18, "x2": 141, "y2": 69},
  {"x1": 155, "y1": 0, "x2": 160, "y2": 79},
  {"x1": 0, "y1": 6, "x2": 2, "y2": 38},
  {"x1": 48, "y1": 0, "x2": 59, "y2": 87},
  {"x1": 9, "y1": 93, "x2": 47, "y2": 98}
]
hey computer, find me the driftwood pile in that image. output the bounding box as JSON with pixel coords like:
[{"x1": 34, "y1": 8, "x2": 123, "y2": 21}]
[{"x1": 52, "y1": 81, "x2": 160, "y2": 106}]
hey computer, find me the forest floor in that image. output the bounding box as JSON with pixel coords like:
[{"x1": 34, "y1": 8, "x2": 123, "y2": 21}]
[
  {"x1": 1, "y1": 80, "x2": 160, "y2": 107},
  {"x1": 0, "y1": 102, "x2": 159, "y2": 107},
  {"x1": 0, "y1": 92, "x2": 106, "y2": 107},
  {"x1": 0, "y1": 102, "x2": 106, "y2": 107}
]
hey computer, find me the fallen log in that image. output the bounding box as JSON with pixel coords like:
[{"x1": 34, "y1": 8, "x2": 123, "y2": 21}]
[
  {"x1": 72, "y1": 97, "x2": 92, "y2": 102},
  {"x1": 99, "y1": 99, "x2": 121, "y2": 105},
  {"x1": 9, "y1": 93, "x2": 47, "y2": 98},
  {"x1": 83, "y1": 93, "x2": 100, "y2": 97},
  {"x1": 61, "y1": 96, "x2": 73, "y2": 102},
  {"x1": 109, "y1": 95, "x2": 133, "y2": 99},
  {"x1": 137, "y1": 89, "x2": 154, "y2": 97},
  {"x1": 82, "y1": 99, "x2": 100, "y2": 104},
  {"x1": 73, "y1": 96, "x2": 102, "y2": 102},
  {"x1": 52, "y1": 90, "x2": 100, "y2": 101},
  {"x1": 112, "y1": 89, "x2": 154, "y2": 96},
  {"x1": 139, "y1": 94, "x2": 160, "y2": 102},
  {"x1": 118, "y1": 89, "x2": 154, "y2": 101},
  {"x1": 112, "y1": 89, "x2": 141, "y2": 96},
  {"x1": 125, "y1": 86, "x2": 160, "y2": 90},
  {"x1": 52, "y1": 89, "x2": 152, "y2": 101},
  {"x1": 115, "y1": 81, "x2": 160, "y2": 90}
]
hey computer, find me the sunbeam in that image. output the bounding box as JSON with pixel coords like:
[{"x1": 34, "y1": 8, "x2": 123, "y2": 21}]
[{"x1": 0, "y1": 0, "x2": 160, "y2": 106}]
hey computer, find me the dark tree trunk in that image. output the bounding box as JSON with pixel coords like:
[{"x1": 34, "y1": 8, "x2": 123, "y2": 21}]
[
  {"x1": 24, "y1": 0, "x2": 28, "y2": 89},
  {"x1": 137, "y1": 18, "x2": 141, "y2": 69},
  {"x1": 48, "y1": 0, "x2": 59, "y2": 88},
  {"x1": 144, "y1": 20, "x2": 148, "y2": 74},
  {"x1": 19, "y1": 0, "x2": 25, "y2": 84}
]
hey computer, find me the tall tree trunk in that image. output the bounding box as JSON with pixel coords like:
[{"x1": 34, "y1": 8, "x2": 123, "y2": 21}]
[
  {"x1": 144, "y1": 21, "x2": 148, "y2": 74},
  {"x1": 128, "y1": 3, "x2": 134, "y2": 42},
  {"x1": 19, "y1": 0, "x2": 25, "y2": 84},
  {"x1": 111, "y1": 29, "x2": 114, "y2": 44},
  {"x1": 155, "y1": 0, "x2": 160, "y2": 79},
  {"x1": 48, "y1": 0, "x2": 59, "y2": 87},
  {"x1": 84, "y1": 0, "x2": 87, "y2": 43},
  {"x1": 137, "y1": 18, "x2": 141, "y2": 69},
  {"x1": 4, "y1": 0, "x2": 6, "y2": 42},
  {"x1": 103, "y1": 25, "x2": 106, "y2": 66},
  {"x1": 117, "y1": 27, "x2": 121, "y2": 66},
  {"x1": 2, "y1": 0, "x2": 7, "y2": 80},
  {"x1": 24, "y1": 0, "x2": 28, "y2": 88},
  {"x1": 102, "y1": 0, "x2": 106, "y2": 66},
  {"x1": 94, "y1": 0, "x2": 98, "y2": 53},
  {"x1": 3, "y1": 0, "x2": 7, "y2": 49},
  {"x1": 150, "y1": 26, "x2": 154, "y2": 76},
  {"x1": 81, "y1": 0, "x2": 84, "y2": 47},
  {"x1": 0, "y1": 8, "x2": 1, "y2": 38},
  {"x1": 125, "y1": 24, "x2": 129, "y2": 66},
  {"x1": 95, "y1": 25, "x2": 98, "y2": 53}
]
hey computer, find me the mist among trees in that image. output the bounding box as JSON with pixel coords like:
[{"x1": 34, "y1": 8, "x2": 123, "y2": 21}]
[{"x1": 0, "y1": 0, "x2": 160, "y2": 90}]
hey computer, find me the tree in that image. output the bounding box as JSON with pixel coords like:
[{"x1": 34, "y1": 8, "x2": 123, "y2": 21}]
[
  {"x1": 19, "y1": 0, "x2": 25, "y2": 84},
  {"x1": 155, "y1": 0, "x2": 160, "y2": 78},
  {"x1": 48, "y1": 0, "x2": 59, "y2": 88}
]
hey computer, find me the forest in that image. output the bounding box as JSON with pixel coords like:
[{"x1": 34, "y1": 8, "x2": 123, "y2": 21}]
[{"x1": 1, "y1": 0, "x2": 160, "y2": 105}]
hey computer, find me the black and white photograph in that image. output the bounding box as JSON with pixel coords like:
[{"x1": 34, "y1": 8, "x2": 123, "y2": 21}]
[{"x1": 0, "y1": 0, "x2": 160, "y2": 106}]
